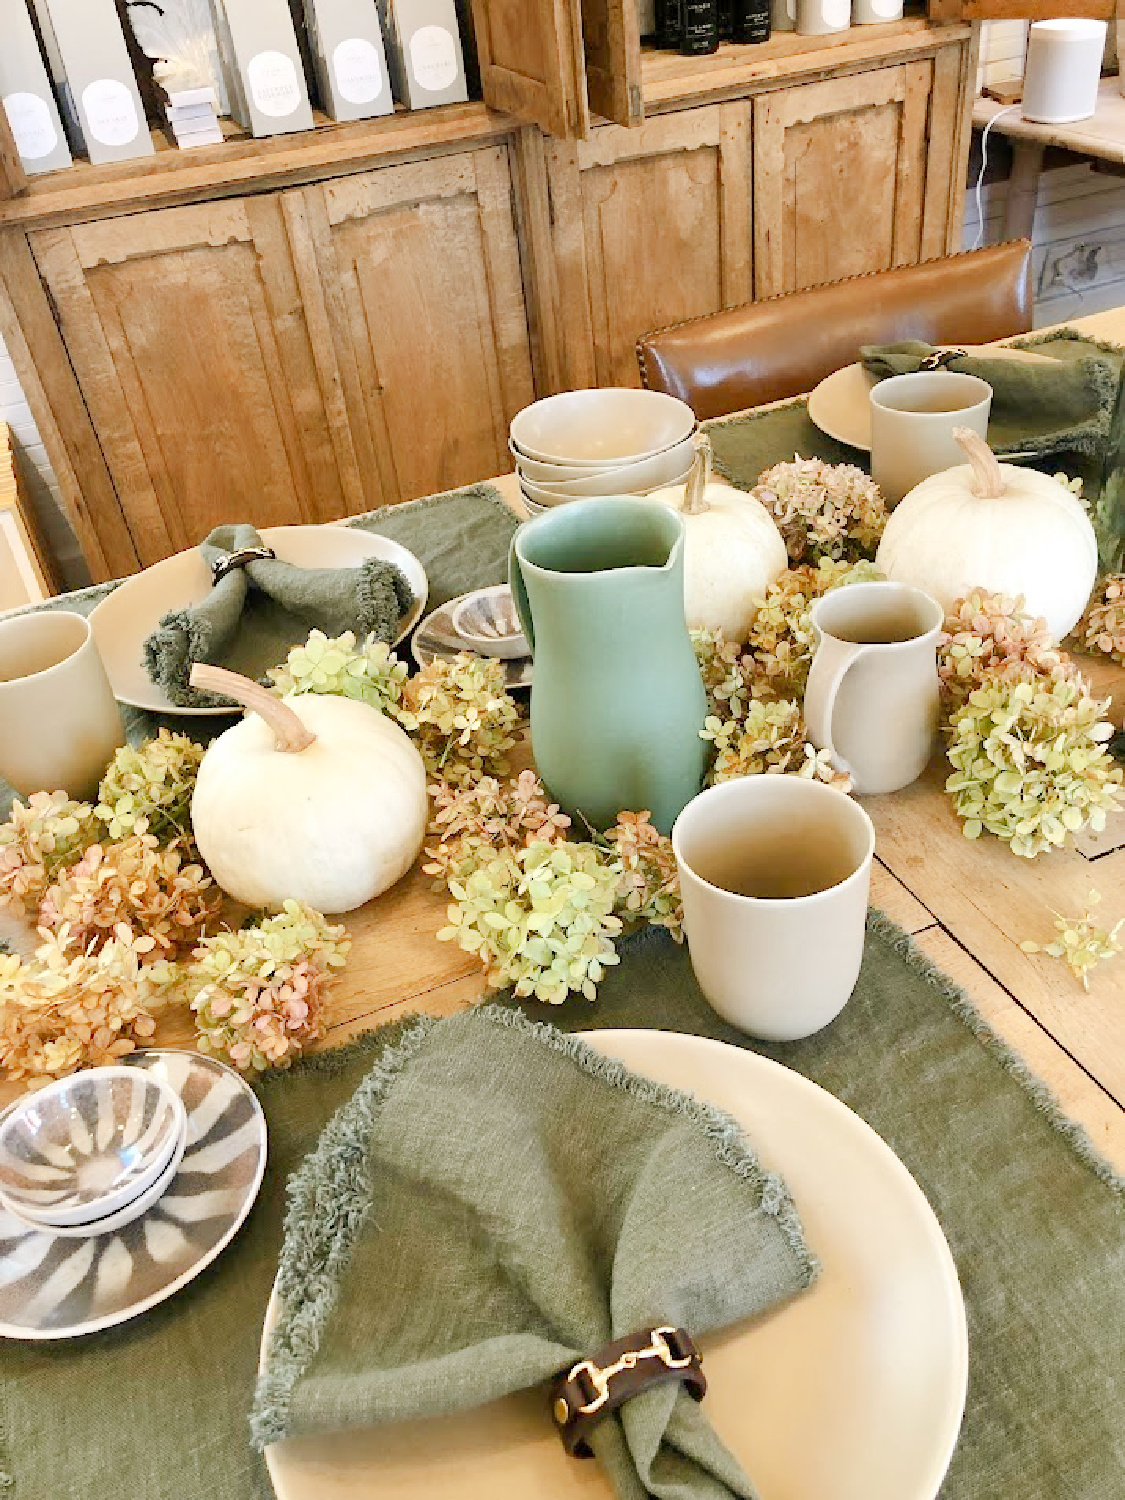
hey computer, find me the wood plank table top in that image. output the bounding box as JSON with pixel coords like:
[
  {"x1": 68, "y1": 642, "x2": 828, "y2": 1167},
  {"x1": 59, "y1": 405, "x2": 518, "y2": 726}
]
[
  {"x1": 4, "y1": 308, "x2": 1125, "y2": 1181},
  {"x1": 974, "y1": 79, "x2": 1125, "y2": 166}
]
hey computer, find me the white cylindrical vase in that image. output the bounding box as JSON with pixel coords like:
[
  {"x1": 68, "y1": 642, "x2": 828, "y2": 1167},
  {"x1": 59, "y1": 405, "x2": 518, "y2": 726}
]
[
  {"x1": 1022, "y1": 19, "x2": 1106, "y2": 124},
  {"x1": 796, "y1": 0, "x2": 848, "y2": 35}
]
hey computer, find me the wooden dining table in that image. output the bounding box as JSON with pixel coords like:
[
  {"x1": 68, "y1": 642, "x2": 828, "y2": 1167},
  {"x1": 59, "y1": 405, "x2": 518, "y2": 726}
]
[{"x1": 3, "y1": 306, "x2": 1125, "y2": 1182}]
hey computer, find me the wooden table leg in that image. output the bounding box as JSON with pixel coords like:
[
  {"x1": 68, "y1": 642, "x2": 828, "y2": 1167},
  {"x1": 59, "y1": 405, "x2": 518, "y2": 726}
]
[{"x1": 1003, "y1": 139, "x2": 1044, "y2": 242}]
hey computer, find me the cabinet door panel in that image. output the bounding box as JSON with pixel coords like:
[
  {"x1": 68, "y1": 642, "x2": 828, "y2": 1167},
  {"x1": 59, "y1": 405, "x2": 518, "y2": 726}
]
[
  {"x1": 582, "y1": 0, "x2": 644, "y2": 127},
  {"x1": 547, "y1": 104, "x2": 751, "y2": 389},
  {"x1": 32, "y1": 198, "x2": 348, "y2": 567},
  {"x1": 753, "y1": 64, "x2": 931, "y2": 300},
  {"x1": 468, "y1": 0, "x2": 589, "y2": 137},
  {"x1": 310, "y1": 147, "x2": 535, "y2": 505}
]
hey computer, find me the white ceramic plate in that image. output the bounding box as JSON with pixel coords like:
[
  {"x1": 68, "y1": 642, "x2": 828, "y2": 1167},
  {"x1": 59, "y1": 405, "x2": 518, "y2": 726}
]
[
  {"x1": 90, "y1": 525, "x2": 429, "y2": 717},
  {"x1": 806, "y1": 346, "x2": 1054, "y2": 452},
  {"x1": 259, "y1": 1029, "x2": 967, "y2": 1500},
  {"x1": 0, "y1": 1049, "x2": 266, "y2": 1340}
]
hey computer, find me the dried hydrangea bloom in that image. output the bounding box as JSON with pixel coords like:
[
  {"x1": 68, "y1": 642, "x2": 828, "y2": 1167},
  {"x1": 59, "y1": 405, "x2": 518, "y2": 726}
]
[
  {"x1": 188, "y1": 900, "x2": 350, "y2": 1072},
  {"x1": 945, "y1": 677, "x2": 1122, "y2": 858},
  {"x1": 267, "y1": 629, "x2": 408, "y2": 714},
  {"x1": 701, "y1": 699, "x2": 851, "y2": 792},
  {"x1": 39, "y1": 835, "x2": 219, "y2": 957},
  {"x1": 0, "y1": 925, "x2": 175, "y2": 1085},
  {"x1": 396, "y1": 652, "x2": 523, "y2": 788},
  {"x1": 96, "y1": 729, "x2": 206, "y2": 849},
  {"x1": 691, "y1": 627, "x2": 753, "y2": 721},
  {"x1": 746, "y1": 559, "x2": 883, "y2": 699},
  {"x1": 423, "y1": 770, "x2": 570, "y2": 885},
  {"x1": 752, "y1": 456, "x2": 887, "y2": 563},
  {"x1": 0, "y1": 792, "x2": 101, "y2": 915},
  {"x1": 1020, "y1": 890, "x2": 1123, "y2": 991},
  {"x1": 937, "y1": 590, "x2": 1082, "y2": 710},
  {"x1": 1075, "y1": 574, "x2": 1125, "y2": 665},
  {"x1": 602, "y1": 810, "x2": 684, "y2": 942},
  {"x1": 438, "y1": 841, "x2": 622, "y2": 1004}
]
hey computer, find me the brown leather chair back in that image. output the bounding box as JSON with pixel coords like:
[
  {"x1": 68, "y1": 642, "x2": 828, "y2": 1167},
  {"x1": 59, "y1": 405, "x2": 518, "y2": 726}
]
[{"x1": 636, "y1": 242, "x2": 1034, "y2": 421}]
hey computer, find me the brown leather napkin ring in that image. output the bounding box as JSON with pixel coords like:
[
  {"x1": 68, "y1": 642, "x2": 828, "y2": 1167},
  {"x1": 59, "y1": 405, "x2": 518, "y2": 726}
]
[
  {"x1": 551, "y1": 1326, "x2": 706, "y2": 1458},
  {"x1": 210, "y1": 546, "x2": 277, "y2": 585}
]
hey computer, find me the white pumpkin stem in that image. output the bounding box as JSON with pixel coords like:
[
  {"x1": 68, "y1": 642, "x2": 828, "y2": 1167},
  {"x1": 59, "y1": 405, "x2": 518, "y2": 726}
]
[
  {"x1": 189, "y1": 663, "x2": 317, "y2": 753},
  {"x1": 682, "y1": 431, "x2": 713, "y2": 516},
  {"x1": 953, "y1": 427, "x2": 1005, "y2": 499}
]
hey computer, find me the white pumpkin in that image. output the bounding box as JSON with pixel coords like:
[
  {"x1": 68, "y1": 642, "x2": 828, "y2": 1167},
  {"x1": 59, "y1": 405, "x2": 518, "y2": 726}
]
[
  {"x1": 875, "y1": 428, "x2": 1097, "y2": 642},
  {"x1": 189, "y1": 665, "x2": 428, "y2": 914},
  {"x1": 646, "y1": 434, "x2": 788, "y2": 642}
]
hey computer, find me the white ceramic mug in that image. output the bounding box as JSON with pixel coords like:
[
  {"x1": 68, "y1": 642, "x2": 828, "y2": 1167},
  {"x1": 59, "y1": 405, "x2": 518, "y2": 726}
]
[
  {"x1": 672, "y1": 776, "x2": 874, "y2": 1041},
  {"x1": 796, "y1": 0, "x2": 849, "y2": 32},
  {"x1": 804, "y1": 581, "x2": 943, "y2": 796},
  {"x1": 0, "y1": 612, "x2": 125, "y2": 800},
  {"x1": 870, "y1": 371, "x2": 992, "y2": 507}
]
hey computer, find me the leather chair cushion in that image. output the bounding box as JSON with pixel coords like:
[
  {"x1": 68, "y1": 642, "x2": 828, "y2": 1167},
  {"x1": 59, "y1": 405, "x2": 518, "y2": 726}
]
[{"x1": 636, "y1": 242, "x2": 1034, "y2": 421}]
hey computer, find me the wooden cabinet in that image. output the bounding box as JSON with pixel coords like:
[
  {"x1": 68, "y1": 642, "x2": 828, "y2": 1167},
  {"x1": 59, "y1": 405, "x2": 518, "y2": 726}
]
[
  {"x1": 752, "y1": 50, "x2": 963, "y2": 298},
  {"x1": 0, "y1": 20, "x2": 977, "y2": 579},
  {"x1": 544, "y1": 103, "x2": 751, "y2": 389}
]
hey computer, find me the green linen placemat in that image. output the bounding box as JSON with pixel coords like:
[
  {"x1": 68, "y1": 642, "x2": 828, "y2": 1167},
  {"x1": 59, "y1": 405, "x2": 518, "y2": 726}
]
[
  {"x1": 0, "y1": 482, "x2": 519, "y2": 821},
  {"x1": 705, "y1": 330, "x2": 1124, "y2": 510},
  {"x1": 1, "y1": 917, "x2": 1121, "y2": 1499}
]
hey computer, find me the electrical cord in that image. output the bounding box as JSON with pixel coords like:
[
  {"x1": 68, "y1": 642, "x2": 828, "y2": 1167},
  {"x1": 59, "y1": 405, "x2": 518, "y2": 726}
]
[{"x1": 972, "y1": 103, "x2": 1022, "y2": 251}]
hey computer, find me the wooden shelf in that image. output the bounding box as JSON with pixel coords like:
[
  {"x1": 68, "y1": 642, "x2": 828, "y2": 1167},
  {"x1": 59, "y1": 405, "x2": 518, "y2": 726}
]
[
  {"x1": 0, "y1": 100, "x2": 514, "y2": 230},
  {"x1": 640, "y1": 15, "x2": 972, "y2": 108}
]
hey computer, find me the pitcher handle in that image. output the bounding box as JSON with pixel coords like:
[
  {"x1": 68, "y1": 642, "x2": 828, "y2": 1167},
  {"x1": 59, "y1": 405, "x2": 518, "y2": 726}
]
[
  {"x1": 508, "y1": 533, "x2": 535, "y2": 654},
  {"x1": 803, "y1": 636, "x2": 869, "y2": 782}
]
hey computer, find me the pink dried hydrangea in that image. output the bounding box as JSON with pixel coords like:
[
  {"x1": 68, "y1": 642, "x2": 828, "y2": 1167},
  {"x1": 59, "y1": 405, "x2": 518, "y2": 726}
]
[
  {"x1": 423, "y1": 770, "x2": 571, "y2": 885},
  {"x1": 1076, "y1": 575, "x2": 1125, "y2": 664},
  {"x1": 938, "y1": 590, "x2": 1081, "y2": 710},
  {"x1": 0, "y1": 792, "x2": 101, "y2": 915},
  {"x1": 39, "y1": 836, "x2": 219, "y2": 957}
]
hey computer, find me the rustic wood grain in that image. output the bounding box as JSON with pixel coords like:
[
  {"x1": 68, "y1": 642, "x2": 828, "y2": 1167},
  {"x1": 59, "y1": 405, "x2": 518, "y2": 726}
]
[
  {"x1": 930, "y1": 0, "x2": 1109, "y2": 20},
  {"x1": 582, "y1": 0, "x2": 645, "y2": 127},
  {"x1": 0, "y1": 103, "x2": 29, "y2": 201},
  {"x1": 468, "y1": 0, "x2": 589, "y2": 138}
]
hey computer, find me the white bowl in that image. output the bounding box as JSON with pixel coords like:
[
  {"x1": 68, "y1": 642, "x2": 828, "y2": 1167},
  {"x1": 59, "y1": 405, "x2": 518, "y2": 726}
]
[
  {"x1": 517, "y1": 436, "x2": 697, "y2": 496},
  {"x1": 519, "y1": 466, "x2": 694, "y2": 511},
  {"x1": 0, "y1": 1124, "x2": 189, "y2": 1238},
  {"x1": 450, "y1": 586, "x2": 530, "y2": 660},
  {"x1": 509, "y1": 388, "x2": 696, "y2": 466},
  {"x1": 0, "y1": 1068, "x2": 185, "y2": 1227}
]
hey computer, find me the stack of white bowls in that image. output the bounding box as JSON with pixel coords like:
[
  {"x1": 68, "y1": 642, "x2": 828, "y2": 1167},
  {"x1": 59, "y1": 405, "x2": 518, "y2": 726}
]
[
  {"x1": 510, "y1": 388, "x2": 697, "y2": 514},
  {"x1": 0, "y1": 1066, "x2": 188, "y2": 1238}
]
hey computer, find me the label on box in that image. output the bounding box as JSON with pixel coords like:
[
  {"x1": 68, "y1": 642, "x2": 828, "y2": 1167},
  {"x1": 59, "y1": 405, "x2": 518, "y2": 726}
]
[
  {"x1": 82, "y1": 79, "x2": 140, "y2": 146},
  {"x1": 409, "y1": 25, "x2": 457, "y2": 92},
  {"x1": 247, "y1": 51, "x2": 302, "y2": 118},
  {"x1": 2, "y1": 92, "x2": 58, "y2": 161},
  {"x1": 333, "y1": 38, "x2": 384, "y2": 104}
]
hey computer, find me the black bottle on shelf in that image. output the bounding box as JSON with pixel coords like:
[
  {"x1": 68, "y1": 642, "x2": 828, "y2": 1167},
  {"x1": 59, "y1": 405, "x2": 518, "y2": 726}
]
[
  {"x1": 732, "y1": 0, "x2": 771, "y2": 42},
  {"x1": 656, "y1": 0, "x2": 685, "y2": 48},
  {"x1": 718, "y1": 0, "x2": 734, "y2": 38},
  {"x1": 682, "y1": 0, "x2": 720, "y2": 53}
]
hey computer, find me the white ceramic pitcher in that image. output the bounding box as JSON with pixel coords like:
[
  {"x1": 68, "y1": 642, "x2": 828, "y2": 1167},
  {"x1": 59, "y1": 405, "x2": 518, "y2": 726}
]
[{"x1": 804, "y1": 581, "x2": 943, "y2": 796}]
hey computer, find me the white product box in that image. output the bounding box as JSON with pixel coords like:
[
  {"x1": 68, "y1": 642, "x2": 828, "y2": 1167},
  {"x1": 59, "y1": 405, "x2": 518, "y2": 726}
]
[
  {"x1": 0, "y1": 0, "x2": 72, "y2": 173},
  {"x1": 210, "y1": 0, "x2": 314, "y2": 136},
  {"x1": 303, "y1": 0, "x2": 394, "y2": 121},
  {"x1": 37, "y1": 0, "x2": 154, "y2": 164},
  {"x1": 379, "y1": 0, "x2": 467, "y2": 110}
]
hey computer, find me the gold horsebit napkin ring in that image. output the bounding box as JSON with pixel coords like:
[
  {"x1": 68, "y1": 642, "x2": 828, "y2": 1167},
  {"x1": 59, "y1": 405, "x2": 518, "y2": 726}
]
[
  {"x1": 210, "y1": 546, "x2": 278, "y2": 586},
  {"x1": 551, "y1": 1325, "x2": 706, "y2": 1458}
]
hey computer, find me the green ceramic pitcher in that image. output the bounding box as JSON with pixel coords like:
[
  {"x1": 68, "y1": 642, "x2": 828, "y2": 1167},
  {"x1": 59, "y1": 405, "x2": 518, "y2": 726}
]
[{"x1": 509, "y1": 498, "x2": 708, "y2": 834}]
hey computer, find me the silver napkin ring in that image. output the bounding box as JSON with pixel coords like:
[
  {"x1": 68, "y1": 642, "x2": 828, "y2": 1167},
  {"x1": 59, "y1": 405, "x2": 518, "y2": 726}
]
[
  {"x1": 210, "y1": 546, "x2": 277, "y2": 586},
  {"x1": 919, "y1": 348, "x2": 967, "y2": 371}
]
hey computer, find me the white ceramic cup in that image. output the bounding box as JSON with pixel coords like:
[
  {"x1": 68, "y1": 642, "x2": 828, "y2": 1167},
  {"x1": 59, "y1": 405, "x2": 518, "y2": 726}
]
[
  {"x1": 804, "y1": 581, "x2": 942, "y2": 796},
  {"x1": 672, "y1": 776, "x2": 875, "y2": 1041},
  {"x1": 870, "y1": 371, "x2": 992, "y2": 507},
  {"x1": 0, "y1": 611, "x2": 125, "y2": 799},
  {"x1": 796, "y1": 0, "x2": 850, "y2": 33}
]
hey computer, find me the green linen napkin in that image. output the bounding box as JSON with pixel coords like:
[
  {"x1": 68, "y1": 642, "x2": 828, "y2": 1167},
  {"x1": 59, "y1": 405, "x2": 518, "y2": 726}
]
[
  {"x1": 143, "y1": 523, "x2": 416, "y2": 708},
  {"x1": 251, "y1": 1005, "x2": 817, "y2": 1500},
  {"x1": 859, "y1": 341, "x2": 1119, "y2": 459}
]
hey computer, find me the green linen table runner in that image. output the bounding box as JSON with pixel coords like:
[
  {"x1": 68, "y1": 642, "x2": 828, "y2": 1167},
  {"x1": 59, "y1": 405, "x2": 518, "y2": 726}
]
[{"x1": 251, "y1": 1006, "x2": 816, "y2": 1500}]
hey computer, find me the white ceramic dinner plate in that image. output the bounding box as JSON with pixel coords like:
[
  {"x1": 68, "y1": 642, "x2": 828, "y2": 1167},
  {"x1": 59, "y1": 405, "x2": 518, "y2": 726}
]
[
  {"x1": 0, "y1": 1049, "x2": 266, "y2": 1340},
  {"x1": 806, "y1": 345, "x2": 1053, "y2": 452},
  {"x1": 89, "y1": 525, "x2": 428, "y2": 717},
  {"x1": 259, "y1": 1029, "x2": 968, "y2": 1500}
]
